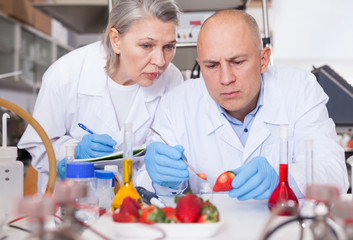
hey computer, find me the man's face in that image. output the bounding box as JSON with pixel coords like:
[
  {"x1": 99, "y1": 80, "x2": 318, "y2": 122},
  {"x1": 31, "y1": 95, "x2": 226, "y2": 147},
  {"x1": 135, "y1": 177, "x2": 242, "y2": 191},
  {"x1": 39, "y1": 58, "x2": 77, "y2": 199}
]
[{"x1": 197, "y1": 18, "x2": 270, "y2": 121}]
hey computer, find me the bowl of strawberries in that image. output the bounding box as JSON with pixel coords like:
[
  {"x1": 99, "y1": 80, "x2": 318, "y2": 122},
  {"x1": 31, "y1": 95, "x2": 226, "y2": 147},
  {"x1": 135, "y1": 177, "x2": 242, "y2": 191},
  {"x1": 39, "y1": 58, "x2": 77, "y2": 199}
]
[{"x1": 111, "y1": 193, "x2": 223, "y2": 238}]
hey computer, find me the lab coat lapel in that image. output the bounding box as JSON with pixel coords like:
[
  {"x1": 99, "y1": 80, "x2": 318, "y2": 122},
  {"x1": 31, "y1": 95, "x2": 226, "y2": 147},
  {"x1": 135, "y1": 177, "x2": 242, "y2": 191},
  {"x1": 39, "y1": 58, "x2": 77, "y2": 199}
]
[
  {"x1": 78, "y1": 42, "x2": 120, "y2": 137},
  {"x1": 243, "y1": 109, "x2": 270, "y2": 161},
  {"x1": 244, "y1": 70, "x2": 289, "y2": 161}
]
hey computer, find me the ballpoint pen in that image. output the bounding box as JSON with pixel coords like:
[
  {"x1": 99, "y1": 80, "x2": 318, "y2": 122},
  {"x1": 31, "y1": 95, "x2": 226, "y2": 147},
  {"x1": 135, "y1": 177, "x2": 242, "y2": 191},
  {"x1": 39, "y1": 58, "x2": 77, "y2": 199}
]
[
  {"x1": 78, "y1": 123, "x2": 119, "y2": 150},
  {"x1": 78, "y1": 123, "x2": 95, "y2": 134}
]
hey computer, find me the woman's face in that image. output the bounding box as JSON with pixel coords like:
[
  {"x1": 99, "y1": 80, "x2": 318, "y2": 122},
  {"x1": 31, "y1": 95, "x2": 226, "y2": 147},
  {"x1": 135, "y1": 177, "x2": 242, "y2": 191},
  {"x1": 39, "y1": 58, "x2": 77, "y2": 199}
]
[{"x1": 110, "y1": 17, "x2": 177, "y2": 86}]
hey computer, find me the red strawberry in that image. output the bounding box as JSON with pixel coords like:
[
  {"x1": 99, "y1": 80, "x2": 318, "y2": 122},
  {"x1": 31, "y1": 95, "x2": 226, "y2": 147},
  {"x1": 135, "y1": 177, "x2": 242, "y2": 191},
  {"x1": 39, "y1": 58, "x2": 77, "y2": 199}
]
[
  {"x1": 213, "y1": 171, "x2": 236, "y2": 192},
  {"x1": 119, "y1": 196, "x2": 141, "y2": 218},
  {"x1": 176, "y1": 193, "x2": 202, "y2": 223},
  {"x1": 139, "y1": 205, "x2": 166, "y2": 224},
  {"x1": 196, "y1": 201, "x2": 219, "y2": 223},
  {"x1": 112, "y1": 212, "x2": 138, "y2": 223},
  {"x1": 162, "y1": 207, "x2": 180, "y2": 223}
]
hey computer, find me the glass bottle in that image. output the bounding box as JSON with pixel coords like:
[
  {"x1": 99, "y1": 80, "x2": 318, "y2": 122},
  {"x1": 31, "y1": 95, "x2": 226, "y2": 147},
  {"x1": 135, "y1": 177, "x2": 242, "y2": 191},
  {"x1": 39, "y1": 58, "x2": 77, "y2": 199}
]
[
  {"x1": 65, "y1": 143, "x2": 76, "y2": 167},
  {"x1": 111, "y1": 123, "x2": 142, "y2": 212},
  {"x1": 104, "y1": 164, "x2": 121, "y2": 195},
  {"x1": 66, "y1": 162, "x2": 99, "y2": 224},
  {"x1": 268, "y1": 125, "x2": 299, "y2": 216},
  {"x1": 199, "y1": 182, "x2": 213, "y2": 203},
  {"x1": 94, "y1": 170, "x2": 114, "y2": 213}
]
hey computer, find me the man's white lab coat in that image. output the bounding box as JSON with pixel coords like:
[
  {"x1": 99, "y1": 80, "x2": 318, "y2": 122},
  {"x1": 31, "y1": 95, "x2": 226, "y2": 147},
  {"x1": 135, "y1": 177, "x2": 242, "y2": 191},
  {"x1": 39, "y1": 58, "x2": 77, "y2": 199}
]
[
  {"x1": 137, "y1": 66, "x2": 349, "y2": 196},
  {"x1": 18, "y1": 41, "x2": 183, "y2": 194}
]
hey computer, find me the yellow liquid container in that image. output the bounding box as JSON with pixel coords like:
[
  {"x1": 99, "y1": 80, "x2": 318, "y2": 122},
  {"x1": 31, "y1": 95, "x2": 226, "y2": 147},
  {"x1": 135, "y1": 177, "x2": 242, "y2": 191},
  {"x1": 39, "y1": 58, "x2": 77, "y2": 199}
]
[
  {"x1": 111, "y1": 123, "x2": 142, "y2": 212},
  {"x1": 111, "y1": 159, "x2": 142, "y2": 211}
]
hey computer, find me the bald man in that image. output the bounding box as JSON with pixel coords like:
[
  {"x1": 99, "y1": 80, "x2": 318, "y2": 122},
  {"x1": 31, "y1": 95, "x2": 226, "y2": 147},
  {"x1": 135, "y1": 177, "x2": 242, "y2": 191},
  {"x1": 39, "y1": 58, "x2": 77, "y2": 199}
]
[{"x1": 138, "y1": 10, "x2": 348, "y2": 199}]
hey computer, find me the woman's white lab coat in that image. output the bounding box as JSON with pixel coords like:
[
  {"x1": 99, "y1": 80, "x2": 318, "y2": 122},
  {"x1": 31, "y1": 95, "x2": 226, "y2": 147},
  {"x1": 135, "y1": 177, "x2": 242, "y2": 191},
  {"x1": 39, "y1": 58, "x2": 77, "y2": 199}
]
[
  {"x1": 18, "y1": 41, "x2": 184, "y2": 194},
  {"x1": 138, "y1": 66, "x2": 349, "y2": 195}
]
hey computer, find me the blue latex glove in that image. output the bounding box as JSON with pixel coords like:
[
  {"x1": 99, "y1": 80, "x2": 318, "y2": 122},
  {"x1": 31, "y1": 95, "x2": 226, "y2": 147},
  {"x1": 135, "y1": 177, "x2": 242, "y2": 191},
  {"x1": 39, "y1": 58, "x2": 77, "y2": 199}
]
[
  {"x1": 229, "y1": 156, "x2": 278, "y2": 200},
  {"x1": 144, "y1": 142, "x2": 189, "y2": 188},
  {"x1": 75, "y1": 134, "x2": 117, "y2": 159},
  {"x1": 57, "y1": 158, "x2": 66, "y2": 180}
]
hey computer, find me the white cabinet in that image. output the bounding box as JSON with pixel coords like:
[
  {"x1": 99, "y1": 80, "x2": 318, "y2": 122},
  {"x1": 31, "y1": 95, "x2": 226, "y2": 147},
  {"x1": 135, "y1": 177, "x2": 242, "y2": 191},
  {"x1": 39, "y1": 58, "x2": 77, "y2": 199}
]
[{"x1": 0, "y1": 12, "x2": 72, "y2": 92}]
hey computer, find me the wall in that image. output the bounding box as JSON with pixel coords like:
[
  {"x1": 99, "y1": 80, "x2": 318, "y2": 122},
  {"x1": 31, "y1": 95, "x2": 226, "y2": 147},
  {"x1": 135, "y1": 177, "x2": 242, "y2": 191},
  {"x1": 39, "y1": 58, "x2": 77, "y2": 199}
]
[{"x1": 272, "y1": 0, "x2": 353, "y2": 83}]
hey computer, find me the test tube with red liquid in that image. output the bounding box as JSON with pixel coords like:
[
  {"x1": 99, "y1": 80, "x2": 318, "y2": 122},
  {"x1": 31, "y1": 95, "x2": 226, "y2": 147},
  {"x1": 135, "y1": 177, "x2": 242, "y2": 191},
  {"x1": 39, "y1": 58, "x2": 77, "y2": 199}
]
[{"x1": 268, "y1": 125, "x2": 299, "y2": 216}]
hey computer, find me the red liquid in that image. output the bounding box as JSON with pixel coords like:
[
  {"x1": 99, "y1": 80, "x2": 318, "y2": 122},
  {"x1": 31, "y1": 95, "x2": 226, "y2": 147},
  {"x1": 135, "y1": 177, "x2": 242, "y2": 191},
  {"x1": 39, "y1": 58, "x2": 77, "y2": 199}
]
[{"x1": 268, "y1": 164, "x2": 299, "y2": 216}]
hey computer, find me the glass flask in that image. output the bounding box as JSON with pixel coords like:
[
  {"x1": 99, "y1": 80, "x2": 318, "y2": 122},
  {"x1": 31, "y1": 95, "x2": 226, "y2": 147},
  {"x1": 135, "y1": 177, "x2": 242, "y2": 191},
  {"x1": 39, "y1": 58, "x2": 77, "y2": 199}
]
[
  {"x1": 268, "y1": 125, "x2": 299, "y2": 216},
  {"x1": 111, "y1": 123, "x2": 142, "y2": 212}
]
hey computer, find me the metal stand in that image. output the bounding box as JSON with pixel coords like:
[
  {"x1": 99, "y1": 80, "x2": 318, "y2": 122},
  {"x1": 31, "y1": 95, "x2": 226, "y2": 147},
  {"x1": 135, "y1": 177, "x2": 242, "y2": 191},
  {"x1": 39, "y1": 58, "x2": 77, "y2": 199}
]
[{"x1": 261, "y1": 0, "x2": 273, "y2": 65}]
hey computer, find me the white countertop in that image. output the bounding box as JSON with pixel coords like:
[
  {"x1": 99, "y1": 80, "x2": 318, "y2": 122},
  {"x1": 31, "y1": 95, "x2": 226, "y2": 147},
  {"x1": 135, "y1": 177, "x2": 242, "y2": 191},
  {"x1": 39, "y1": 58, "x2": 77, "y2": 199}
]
[{"x1": 6, "y1": 193, "x2": 351, "y2": 239}]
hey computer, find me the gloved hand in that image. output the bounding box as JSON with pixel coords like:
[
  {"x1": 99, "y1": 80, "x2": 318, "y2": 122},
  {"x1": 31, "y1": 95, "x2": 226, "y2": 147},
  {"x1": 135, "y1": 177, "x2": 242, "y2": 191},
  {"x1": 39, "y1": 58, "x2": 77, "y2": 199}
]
[
  {"x1": 144, "y1": 142, "x2": 189, "y2": 188},
  {"x1": 57, "y1": 158, "x2": 66, "y2": 180},
  {"x1": 229, "y1": 156, "x2": 278, "y2": 200},
  {"x1": 75, "y1": 134, "x2": 117, "y2": 159}
]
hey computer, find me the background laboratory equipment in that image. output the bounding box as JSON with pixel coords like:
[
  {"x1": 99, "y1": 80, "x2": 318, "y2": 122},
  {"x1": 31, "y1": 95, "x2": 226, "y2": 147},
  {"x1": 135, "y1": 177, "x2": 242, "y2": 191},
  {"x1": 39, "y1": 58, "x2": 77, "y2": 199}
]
[
  {"x1": 66, "y1": 162, "x2": 99, "y2": 224},
  {"x1": 65, "y1": 143, "x2": 76, "y2": 167},
  {"x1": 112, "y1": 123, "x2": 142, "y2": 211},
  {"x1": 331, "y1": 201, "x2": 353, "y2": 239},
  {"x1": 268, "y1": 125, "x2": 299, "y2": 215},
  {"x1": 53, "y1": 181, "x2": 87, "y2": 238},
  {"x1": 104, "y1": 165, "x2": 121, "y2": 195},
  {"x1": 199, "y1": 182, "x2": 213, "y2": 203},
  {"x1": 94, "y1": 170, "x2": 114, "y2": 213},
  {"x1": 0, "y1": 113, "x2": 23, "y2": 221}
]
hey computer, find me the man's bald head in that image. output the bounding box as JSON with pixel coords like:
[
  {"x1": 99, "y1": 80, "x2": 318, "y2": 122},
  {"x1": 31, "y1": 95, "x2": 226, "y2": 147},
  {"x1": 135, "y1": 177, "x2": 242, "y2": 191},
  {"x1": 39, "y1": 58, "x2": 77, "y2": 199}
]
[{"x1": 198, "y1": 9, "x2": 262, "y2": 51}]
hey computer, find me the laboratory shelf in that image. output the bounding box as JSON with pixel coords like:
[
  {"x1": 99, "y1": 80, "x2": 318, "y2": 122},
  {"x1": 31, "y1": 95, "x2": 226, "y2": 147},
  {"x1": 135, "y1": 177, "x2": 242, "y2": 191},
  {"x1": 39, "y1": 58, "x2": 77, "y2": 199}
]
[{"x1": 0, "y1": 12, "x2": 73, "y2": 92}]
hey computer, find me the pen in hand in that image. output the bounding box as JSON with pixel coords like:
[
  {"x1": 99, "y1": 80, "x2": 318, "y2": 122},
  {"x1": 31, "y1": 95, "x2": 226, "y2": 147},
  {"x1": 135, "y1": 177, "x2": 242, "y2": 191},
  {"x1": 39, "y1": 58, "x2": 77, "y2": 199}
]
[{"x1": 78, "y1": 123, "x2": 119, "y2": 150}]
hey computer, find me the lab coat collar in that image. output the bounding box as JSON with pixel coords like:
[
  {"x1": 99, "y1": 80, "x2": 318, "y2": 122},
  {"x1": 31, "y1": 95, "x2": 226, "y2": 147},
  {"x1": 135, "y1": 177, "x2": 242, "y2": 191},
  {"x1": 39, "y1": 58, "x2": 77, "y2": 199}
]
[{"x1": 202, "y1": 67, "x2": 289, "y2": 154}]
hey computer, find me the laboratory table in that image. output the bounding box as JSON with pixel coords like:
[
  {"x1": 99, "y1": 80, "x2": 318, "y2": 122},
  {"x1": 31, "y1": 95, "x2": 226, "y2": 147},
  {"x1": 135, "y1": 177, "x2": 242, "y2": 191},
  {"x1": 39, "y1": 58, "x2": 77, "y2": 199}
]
[{"x1": 5, "y1": 193, "x2": 350, "y2": 240}]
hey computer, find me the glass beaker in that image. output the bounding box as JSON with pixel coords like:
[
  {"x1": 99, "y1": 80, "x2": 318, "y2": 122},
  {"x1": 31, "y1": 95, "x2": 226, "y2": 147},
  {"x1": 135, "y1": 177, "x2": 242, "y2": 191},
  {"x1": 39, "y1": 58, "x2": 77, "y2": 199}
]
[
  {"x1": 111, "y1": 123, "x2": 142, "y2": 212},
  {"x1": 268, "y1": 125, "x2": 299, "y2": 216}
]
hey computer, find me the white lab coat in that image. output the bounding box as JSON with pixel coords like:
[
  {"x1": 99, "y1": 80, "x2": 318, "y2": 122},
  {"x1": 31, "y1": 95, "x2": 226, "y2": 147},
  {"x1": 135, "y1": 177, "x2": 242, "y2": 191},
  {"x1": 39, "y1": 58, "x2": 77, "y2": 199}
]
[
  {"x1": 137, "y1": 66, "x2": 349, "y2": 196},
  {"x1": 18, "y1": 41, "x2": 184, "y2": 194}
]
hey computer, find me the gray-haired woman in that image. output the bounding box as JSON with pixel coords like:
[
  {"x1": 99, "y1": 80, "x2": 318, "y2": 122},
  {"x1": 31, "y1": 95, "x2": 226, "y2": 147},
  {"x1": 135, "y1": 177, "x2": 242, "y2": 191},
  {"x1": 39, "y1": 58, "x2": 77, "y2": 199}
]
[{"x1": 18, "y1": 0, "x2": 183, "y2": 194}]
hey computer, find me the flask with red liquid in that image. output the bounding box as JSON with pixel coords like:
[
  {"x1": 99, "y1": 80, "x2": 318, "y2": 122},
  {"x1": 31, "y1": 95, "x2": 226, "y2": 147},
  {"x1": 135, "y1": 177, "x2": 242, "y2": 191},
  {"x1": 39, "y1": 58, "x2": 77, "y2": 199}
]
[{"x1": 268, "y1": 125, "x2": 299, "y2": 216}]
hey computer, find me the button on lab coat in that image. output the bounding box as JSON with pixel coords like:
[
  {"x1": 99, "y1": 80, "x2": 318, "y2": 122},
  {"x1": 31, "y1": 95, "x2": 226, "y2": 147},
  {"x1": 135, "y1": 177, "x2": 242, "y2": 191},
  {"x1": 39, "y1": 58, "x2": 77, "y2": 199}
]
[
  {"x1": 137, "y1": 66, "x2": 349, "y2": 196},
  {"x1": 18, "y1": 41, "x2": 183, "y2": 194}
]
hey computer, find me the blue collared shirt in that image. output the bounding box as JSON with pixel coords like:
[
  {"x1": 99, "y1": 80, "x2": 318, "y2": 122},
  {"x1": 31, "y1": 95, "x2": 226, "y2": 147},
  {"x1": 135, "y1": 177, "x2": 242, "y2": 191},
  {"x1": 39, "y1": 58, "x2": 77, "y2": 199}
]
[{"x1": 218, "y1": 76, "x2": 264, "y2": 146}]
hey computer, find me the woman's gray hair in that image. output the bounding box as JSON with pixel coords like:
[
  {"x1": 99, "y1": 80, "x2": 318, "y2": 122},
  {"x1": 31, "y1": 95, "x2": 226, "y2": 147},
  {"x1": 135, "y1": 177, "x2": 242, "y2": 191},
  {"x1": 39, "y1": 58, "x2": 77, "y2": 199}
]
[{"x1": 103, "y1": 0, "x2": 180, "y2": 76}]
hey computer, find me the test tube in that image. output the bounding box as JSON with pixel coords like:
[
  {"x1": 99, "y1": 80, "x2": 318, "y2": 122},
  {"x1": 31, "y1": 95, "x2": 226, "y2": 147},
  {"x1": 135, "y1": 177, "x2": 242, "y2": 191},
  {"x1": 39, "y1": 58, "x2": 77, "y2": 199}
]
[
  {"x1": 305, "y1": 138, "x2": 314, "y2": 187},
  {"x1": 346, "y1": 156, "x2": 353, "y2": 201}
]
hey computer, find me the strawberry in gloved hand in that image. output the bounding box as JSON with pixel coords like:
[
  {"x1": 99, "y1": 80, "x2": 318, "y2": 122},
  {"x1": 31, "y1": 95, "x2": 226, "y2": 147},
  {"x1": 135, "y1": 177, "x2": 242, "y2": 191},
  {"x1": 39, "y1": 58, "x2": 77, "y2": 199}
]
[
  {"x1": 176, "y1": 193, "x2": 202, "y2": 223},
  {"x1": 213, "y1": 171, "x2": 236, "y2": 192}
]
